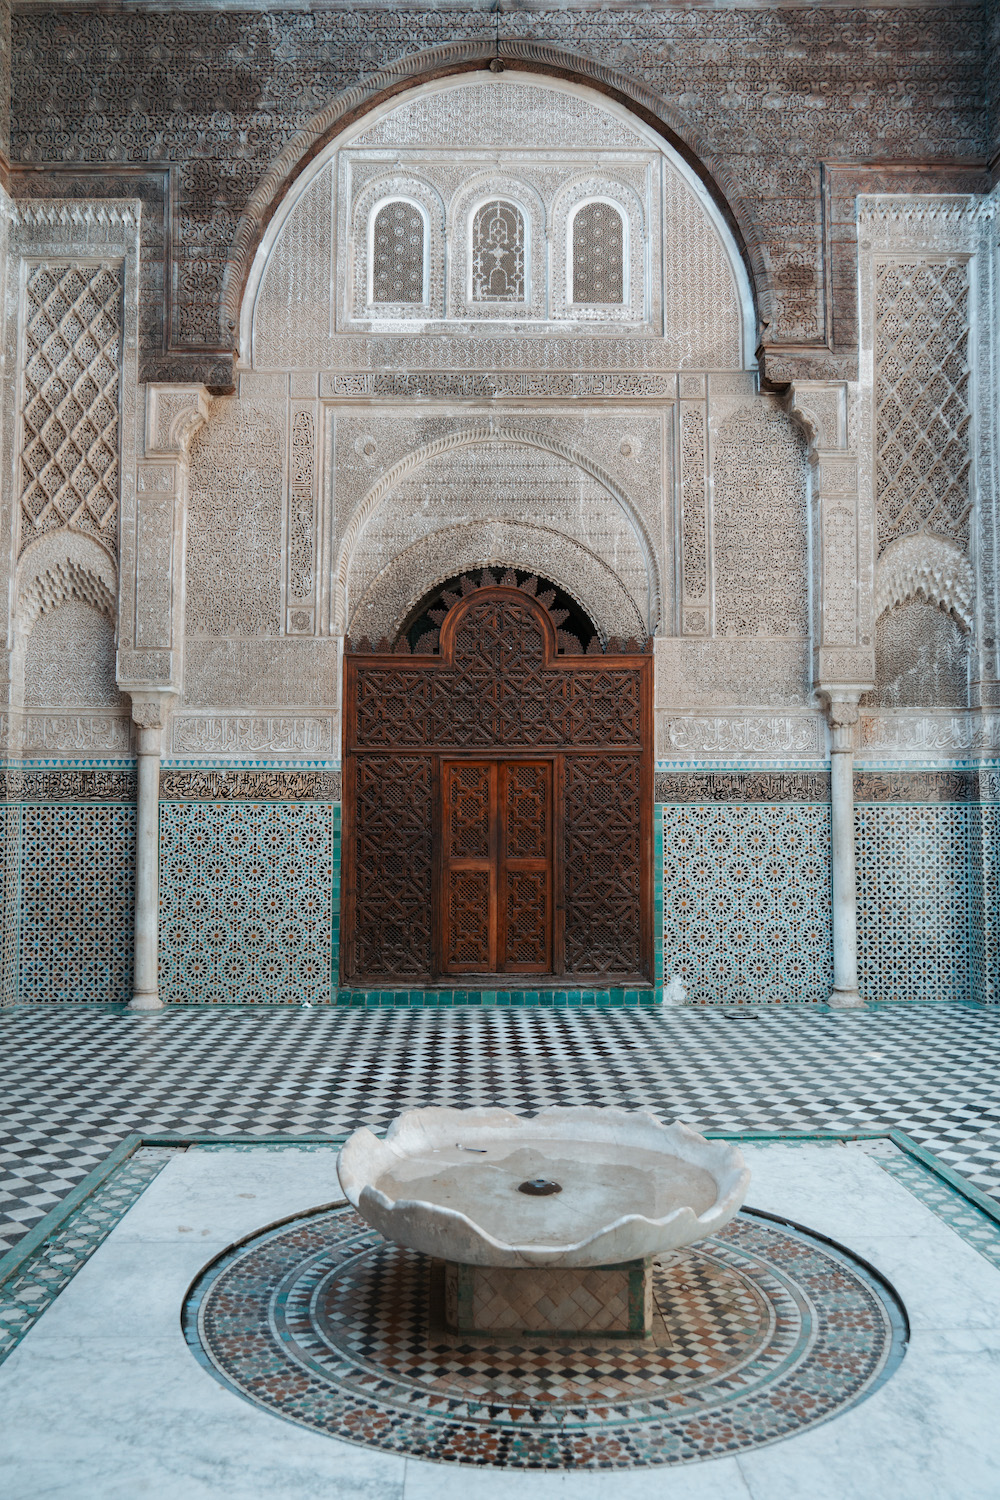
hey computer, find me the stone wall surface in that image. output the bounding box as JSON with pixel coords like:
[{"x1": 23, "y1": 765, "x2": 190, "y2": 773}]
[{"x1": 10, "y1": 4, "x2": 989, "y2": 383}]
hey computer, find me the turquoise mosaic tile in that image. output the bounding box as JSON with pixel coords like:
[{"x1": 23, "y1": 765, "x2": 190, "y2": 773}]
[
  {"x1": 855, "y1": 802, "x2": 973, "y2": 1004},
  {"x1": 969, "y1": 803, "x2": 1000, "y2": 1007},
  {"x1": 18, "y1": 803, "x2": 136, "y2": 1004},
  {"x1": 661, "y1": 802, "x2": 833, "y2": 1004},
  {"x1": 331, "y1": 987, "x2": 658, "y2": 1008},
  {"x1": 158, "y1": 801, "x2": 335, "y2": 1005},
  {"x1": 1, "y1": 803, "x2": 19, "y2": 1008}
]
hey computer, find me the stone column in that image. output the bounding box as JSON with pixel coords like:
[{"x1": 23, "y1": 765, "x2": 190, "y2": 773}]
[
  {"x1": 117, "y1": 385, "x2": 208, "y2": 1012},
  {"x1": 128, "y1": 694, "x2": 172, "y2": 1011},
  {"x1": 825, "y1": 697, "x2": 864, "y2": 1009}
]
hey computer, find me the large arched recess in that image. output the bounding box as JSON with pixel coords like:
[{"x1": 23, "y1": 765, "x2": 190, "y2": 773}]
[{"x1": 222, "y1": 43, "x2": 768, "y2": 347}]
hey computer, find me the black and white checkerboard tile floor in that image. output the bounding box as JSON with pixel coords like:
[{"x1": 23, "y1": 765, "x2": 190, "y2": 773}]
[{"x1": 1, "y1": 1002, "x2": 999, "y2": 1255}]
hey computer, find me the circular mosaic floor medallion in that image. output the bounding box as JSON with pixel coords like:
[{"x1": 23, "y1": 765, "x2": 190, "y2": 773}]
[{"x1": 183, "y1": 1207, "x2": 906, "y2": 1469}]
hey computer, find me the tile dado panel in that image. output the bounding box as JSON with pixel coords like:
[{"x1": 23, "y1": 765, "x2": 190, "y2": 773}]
[
  {"x1": 661, "y1": 802, "x2": 834, "y2": 1005},
  {"x1": 3, "y1": 803, "x2": 136, "y2": 1005},
  {"x1": 158, "y1": 800, "x2": 338, "y2": 1006},
  {"x1": 1, "y1": 769, "x2": 995, "y2": 1008},
  {"x1": 856, "y1": 803, "x2": 974, "y2": 1005},
  {"x1": 660, "y1": 775, "x2": 999, "y2": 1007}
]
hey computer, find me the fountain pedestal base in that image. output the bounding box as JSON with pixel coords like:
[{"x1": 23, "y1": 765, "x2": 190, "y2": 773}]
[{"x1": 443, "y1": 1258, "x2": 653, "y2": 1337}]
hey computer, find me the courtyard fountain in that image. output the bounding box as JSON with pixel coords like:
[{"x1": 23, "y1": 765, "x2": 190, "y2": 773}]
[{"x1": 337, "y1": 1105, "x2": 750, "y2": 1336}]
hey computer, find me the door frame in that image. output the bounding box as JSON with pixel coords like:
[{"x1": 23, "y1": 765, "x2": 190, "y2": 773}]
[{"x1": 433, "y1": 751, "x2": 564, "y2": 982}]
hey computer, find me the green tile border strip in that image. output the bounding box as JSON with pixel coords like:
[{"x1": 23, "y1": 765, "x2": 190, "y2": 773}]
[{"x1": 2, "y1": 1126, "x2": 998, "y2": 1371}]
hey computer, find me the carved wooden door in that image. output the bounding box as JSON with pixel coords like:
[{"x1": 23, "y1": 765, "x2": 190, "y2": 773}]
[
  {"x1": 441, "y1": 760, "x2": 553, "y2": 976},
  {"x1": 342, "y1": 577, "x2": 652, "y2": 988}
]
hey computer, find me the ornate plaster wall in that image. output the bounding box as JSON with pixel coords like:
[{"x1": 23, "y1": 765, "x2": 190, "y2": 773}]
[{"x1": 10, "y1": 5, "x2": 989, "y2": 385}]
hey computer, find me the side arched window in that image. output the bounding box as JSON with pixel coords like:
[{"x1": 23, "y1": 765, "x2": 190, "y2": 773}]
[
  {"x1": 371, "y1": 200, "x2": 426, "y2": 304},
  {"x1": 471, "y1": 201, "x2": 526, "y2": 302},
  {"x1": 571, "y1": 201, "x2": 625, "y2": 305}
]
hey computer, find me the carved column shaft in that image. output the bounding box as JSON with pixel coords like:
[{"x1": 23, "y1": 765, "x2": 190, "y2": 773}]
[
  {"x1": 131, "y1": 720, "x2": 163, "y2": 1010},
  {"x1": 119, "y1": 386, "x2": 208, "y2": 1012},
  {"x1": 825, "y1": 700, "x2": 864, "y2": 1008}
]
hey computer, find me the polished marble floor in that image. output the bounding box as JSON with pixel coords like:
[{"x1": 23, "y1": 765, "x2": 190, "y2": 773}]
[
  {"x1": 3, "y1": 1140, "x2": 1000, "y2": 1499},
  {"x1": 2, "y1": 1001, "x2": 999, "y2": 1255}
]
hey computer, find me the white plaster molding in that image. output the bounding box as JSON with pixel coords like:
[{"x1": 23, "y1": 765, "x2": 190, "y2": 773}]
[
  {"x1": 857, "y1": 193, "x2": 995, "y2": 256},
  {"x1": 144, "y1": 384, "x2": 212, "y2": 459},
  {"x1": 657, "y1": 713, "x2": 826, "y2": 758},
  {"x1": 170, "y1": 713, "x2": 337, "y2": 756},
  {"x1": 0, "y1": 709, "x2": 133, "y2": 755},
  {"x1": 859, "y1": 710, "x2": 1000, "y2": 756}
]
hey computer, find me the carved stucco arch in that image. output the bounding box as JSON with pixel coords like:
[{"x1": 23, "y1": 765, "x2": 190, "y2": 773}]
[
  {"x1": 222, "y1": 44, "x2": 767, "y2": 343},
  {"x1": 348, "y1": 521, "x2": 647, "y2": 644},
  {"x1": 10, "y1": 531, "x2": 120, "y2": 710},
  {"x1": 333, "y1": 426, "x2": 661, "y2": 635}
]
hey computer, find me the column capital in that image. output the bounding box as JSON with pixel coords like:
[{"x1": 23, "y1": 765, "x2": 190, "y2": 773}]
[{"x1": 818, "y1": 689, "x2": 861, "y2": 752}]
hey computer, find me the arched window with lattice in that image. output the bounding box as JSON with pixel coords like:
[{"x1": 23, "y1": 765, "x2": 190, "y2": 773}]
[
  {"x1": 571, "y1": 201, "x2": 625, "y2": 305},
  {"x1": 471, "y1": 200, "x2": 526, "y2": 303},
  {"x1": 370, "y1": 200, "x2": 426, "y2": 305}
]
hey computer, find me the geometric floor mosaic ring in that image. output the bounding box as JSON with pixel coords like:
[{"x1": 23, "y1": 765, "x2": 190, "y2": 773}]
[{"x1": 184, "y1": 1205, "x2": 906, "y2": 1469}]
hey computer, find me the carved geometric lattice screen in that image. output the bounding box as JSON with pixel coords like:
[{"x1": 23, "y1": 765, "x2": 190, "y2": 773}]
[
  {"x1": 471, "y1": 201, "x2": 525, "y2": 302},
  {"x1": 19, "y1": 263, "x2": 123, "y2": 557},
  {"x1": 344, "y1": 586, "x2": 651, "y2": 986},
  {"x1": 371, "y1": 200, "x2": 425, "y2": 304},
  {"x1": 572, "y1": 202, "x2": 624, "y2": 304},
  {"x1": 875, "y1": 260, "x2": 971, "y2": 552}
]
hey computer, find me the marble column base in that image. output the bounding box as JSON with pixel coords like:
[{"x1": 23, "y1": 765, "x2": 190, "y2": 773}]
[
  {"x1": 443, "y1": 1257, "x2": 653, "y2": 1337},
  {"x1": 128, "y1": 991, "x2": 164, "y2": 1011},
  {"x1": 828, "y1": 987, "x2": 866, "y2": 1009}
]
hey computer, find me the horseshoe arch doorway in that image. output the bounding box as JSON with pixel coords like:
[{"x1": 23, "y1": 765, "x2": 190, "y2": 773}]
[{"x1": 342, "y1": 571, "x2": 653, "y2": 989}]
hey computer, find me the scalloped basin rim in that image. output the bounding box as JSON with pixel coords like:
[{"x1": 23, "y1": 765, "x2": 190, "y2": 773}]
[{"x1": 338, "y1": 1107, "x2": 750, "y2": 1268}]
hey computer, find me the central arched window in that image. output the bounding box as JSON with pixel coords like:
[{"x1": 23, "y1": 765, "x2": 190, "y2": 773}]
[
  {"x1": 471, "y1": 200, "x2": 526, "y2": 302},
  {"x1": 571, "y1": 201, "x2": 625, "y2": 305},
  {"x1": 370, "y1": 199, "x2": 426, "y2": 304}
]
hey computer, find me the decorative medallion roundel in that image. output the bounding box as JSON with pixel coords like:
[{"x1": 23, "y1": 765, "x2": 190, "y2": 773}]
[{"x1": 184, "y1": 1205, "x2": 906, "y2": 1469}]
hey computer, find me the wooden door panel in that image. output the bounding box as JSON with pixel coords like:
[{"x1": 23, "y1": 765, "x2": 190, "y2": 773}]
[
  {"x1": 344, "y1": 584, "x2": 652, "y2": 988},
  {"x1": 445, "y1": 867, "x2": 493, "y2": 970},
  {"x1": 442, "y1": 761, "x2": 495, "y2": 973},
  {"x1": 499, "y1": 761, "x2": 552, "y2": 973}
]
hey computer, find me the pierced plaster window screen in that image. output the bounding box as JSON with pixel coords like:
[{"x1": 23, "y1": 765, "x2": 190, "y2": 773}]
[
  {"x1": 471, "y1": 201, "x2": 525, "y2": 302},
  {"x1": 371, "y1": 201, "x2": 425, "y2": 304},
  {"x1": 19, "y1": 263, "x2": 123, "y2": 557},
  {"x1": 875, "y1": 260, "x2": 971, "y2": 552},
  {"x1": 572, "y1": 203, "x2": 624, "y2": 304}
]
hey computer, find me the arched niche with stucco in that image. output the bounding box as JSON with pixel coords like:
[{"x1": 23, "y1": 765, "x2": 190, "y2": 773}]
[
  {"x1": 336, "y1": 429, "x2": 658, "y2": 643},
  {"x1": 242, "y1": 71, "x2": 755, "y2": 368}
]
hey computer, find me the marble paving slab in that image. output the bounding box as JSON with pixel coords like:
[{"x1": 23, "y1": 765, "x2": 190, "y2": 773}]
[{"x1": 1, "y1": 1142, "x2": 999, "y2": 1499}]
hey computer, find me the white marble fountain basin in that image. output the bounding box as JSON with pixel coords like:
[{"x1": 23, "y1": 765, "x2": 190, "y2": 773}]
[{"x1": 336, "y1": 1106, "x2": 750, "y2": 1268}]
